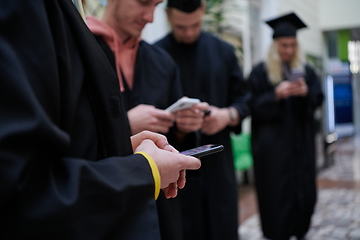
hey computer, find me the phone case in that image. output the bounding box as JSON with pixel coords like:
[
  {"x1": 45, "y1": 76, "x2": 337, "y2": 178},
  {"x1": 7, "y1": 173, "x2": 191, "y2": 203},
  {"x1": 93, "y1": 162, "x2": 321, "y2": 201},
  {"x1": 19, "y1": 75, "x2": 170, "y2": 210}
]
[{"x1": 165, "y1": 98, "x2": 200, "y2": 112}]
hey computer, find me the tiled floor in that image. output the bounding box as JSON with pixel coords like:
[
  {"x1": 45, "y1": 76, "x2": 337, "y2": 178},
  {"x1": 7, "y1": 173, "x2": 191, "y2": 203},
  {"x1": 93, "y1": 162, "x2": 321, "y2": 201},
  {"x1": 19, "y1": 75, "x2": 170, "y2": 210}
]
[{"x1": 238, "y1": 135, "x2": 360, "y2": 240}]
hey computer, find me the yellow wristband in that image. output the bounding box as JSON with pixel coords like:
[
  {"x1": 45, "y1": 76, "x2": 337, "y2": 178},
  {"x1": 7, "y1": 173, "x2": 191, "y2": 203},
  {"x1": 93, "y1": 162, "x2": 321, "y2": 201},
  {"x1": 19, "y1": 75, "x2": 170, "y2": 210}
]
[{"x1": 135, "y1": 152, "x2": 161, "y2": 200}]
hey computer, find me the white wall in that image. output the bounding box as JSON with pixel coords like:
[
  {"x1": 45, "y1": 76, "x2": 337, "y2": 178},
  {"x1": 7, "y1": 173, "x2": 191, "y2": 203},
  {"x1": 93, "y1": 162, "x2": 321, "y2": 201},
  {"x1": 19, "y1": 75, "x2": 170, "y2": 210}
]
[
  {"x1": 255, "y1": 0, "x2": 324, "y2": 60},
  {"x1": 141, "y1": 1, "x2": 170, "y2": 44},
  {"x1": 223, "y1": 0, "x2": 253, "y2": 76},
  {"x1": 277, "y1": 0, "x2": 323, "y2": 57},
  {"x1": 258, "y1": 0, "x2": 278, "y2": 61},
  {"x1": 319, "y1": 0, "x2": 360, "y2": 31}
]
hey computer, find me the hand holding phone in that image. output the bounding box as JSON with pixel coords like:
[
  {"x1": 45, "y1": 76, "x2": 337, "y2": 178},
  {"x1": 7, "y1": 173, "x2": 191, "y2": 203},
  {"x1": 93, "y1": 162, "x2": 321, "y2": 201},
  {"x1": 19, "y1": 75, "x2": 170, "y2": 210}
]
[
  {"x1": 180, "y1": 144, "x2": 224, "y2": 158},
  {"x1": 289, "y1": 67, "x2": 304, "y2": 81},
  {"x1": 203, "y1": 110, "x2": 211, "y2": 116}
]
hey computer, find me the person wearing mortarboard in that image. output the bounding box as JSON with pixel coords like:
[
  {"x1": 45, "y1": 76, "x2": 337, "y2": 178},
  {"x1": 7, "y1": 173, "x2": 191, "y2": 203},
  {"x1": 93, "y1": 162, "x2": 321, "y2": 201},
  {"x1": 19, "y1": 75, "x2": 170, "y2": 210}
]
[
  {"x1": 247, "y1": 12, "x2": 324, "y2": 240},
  {"x1": 155, "y1": 0, "x2": 251, "y2": 240}
]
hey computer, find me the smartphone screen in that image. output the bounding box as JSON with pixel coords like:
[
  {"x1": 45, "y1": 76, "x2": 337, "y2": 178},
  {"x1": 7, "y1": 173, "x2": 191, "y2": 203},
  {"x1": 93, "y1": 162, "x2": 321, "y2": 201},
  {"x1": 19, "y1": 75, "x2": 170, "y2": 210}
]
[
  {"x1": 290, "y1": 67, "x2": 304, "y2": 81},
  {"x1": 180, "y1": 144, "x2": 224, "y2": 158}
]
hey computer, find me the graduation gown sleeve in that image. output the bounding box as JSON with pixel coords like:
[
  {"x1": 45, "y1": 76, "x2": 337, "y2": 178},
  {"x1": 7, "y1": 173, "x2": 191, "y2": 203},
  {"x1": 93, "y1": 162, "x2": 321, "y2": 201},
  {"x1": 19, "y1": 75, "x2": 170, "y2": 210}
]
[
  {"x1": 292, "y1": 65, "x2": 324, "y2": 118},
  {"x1": 227, "y1": 47, "x2": 251, "y2": 133},
  {"x1": 0, "y1": 1, "x2": 160, "y2": 239},
  {"x1": 248, "y1": 62, "x2": 281, "y2": 122}
]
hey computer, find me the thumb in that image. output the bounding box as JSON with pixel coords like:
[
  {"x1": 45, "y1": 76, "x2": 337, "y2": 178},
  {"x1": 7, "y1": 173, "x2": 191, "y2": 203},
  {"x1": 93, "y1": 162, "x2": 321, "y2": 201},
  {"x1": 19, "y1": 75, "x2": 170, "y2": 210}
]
[
  {"x1": 163, "y1": 144, "x2": 178, "y2": 153},
  {"x1": 179, "y1": 155, "x2": 201, "y2": 170}
]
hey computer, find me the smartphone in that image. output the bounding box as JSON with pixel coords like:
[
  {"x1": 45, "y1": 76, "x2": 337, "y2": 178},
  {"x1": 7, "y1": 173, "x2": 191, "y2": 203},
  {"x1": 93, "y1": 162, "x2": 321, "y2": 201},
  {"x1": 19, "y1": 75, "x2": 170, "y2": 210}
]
[
  {"x1": 180, "y1": 144, "x2": 224, "y2": 158},
  {"x1": 203, "y1": 110, "x2": 211, "y2": 116},
  {"x1": 165, "y1": 98, "x2": 200, "y2": 112},
  {"x1": 290, "y1": 67, "x2": 304, "y2": 81}
]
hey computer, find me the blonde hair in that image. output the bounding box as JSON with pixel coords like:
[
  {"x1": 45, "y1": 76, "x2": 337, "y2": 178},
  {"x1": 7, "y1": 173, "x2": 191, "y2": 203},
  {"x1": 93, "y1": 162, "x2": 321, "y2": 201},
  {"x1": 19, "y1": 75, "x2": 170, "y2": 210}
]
[{"x1": 265, "y1": 39, "x2": 305, "y2": 85}]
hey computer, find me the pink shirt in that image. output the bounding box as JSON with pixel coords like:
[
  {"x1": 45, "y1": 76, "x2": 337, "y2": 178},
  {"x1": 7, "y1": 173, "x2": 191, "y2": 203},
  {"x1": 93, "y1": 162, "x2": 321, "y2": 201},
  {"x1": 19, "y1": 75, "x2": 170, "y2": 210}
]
[{"x1": 86, "y1": 15, "x2": 140, "y2": 91}]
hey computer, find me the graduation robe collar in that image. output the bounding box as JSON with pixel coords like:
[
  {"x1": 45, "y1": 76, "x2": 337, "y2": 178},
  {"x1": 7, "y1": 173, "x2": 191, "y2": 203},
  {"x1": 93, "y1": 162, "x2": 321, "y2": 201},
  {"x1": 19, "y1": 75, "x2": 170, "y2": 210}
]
[{"x1": 170, "y1": 31, "x2": 203, "y2": 48}]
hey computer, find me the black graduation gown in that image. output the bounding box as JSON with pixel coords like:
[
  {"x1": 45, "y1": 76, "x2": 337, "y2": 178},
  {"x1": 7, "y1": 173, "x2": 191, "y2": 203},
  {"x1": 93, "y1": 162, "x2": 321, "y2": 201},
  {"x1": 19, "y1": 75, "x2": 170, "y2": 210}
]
[
  {"x1": 156, "y1": 32, "x2": 250, "y2": 240},
  {"x1": 0, "y1": 0, "x2": 160, "y2": 239},
  {"x1": 94, "y1": 37, "x2": 195, "y2": 240},
  {"x1": 248, "y1": 62, "x2": 323, "y2": 240},
  {"x1": 94, "y1": 38, "x2": 183, "y2": 112}
]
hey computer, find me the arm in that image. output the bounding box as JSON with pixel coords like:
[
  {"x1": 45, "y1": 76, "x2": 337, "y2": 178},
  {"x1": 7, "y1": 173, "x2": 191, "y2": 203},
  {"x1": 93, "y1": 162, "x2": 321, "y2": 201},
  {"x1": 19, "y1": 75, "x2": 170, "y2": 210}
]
[
  {"x1": 248, "y1": 63, "x2": 283, "y2": 122},
  {"x1": 0, "y1": 43, "x2": 160, "y2": 237},
  {"x1": 292, "y1": 66, "x2": 324, "y2": 117},
  {"x1": 306, "y1": 66, "x2": 324, "y2": 108},
  {"x1": 202, "y1": 50, "x2": 250, "y2": 135},
  {"x1": 127, "y1": 104, "x2": 175, "y2": 135},
  {"x1": 227, "y1": 50, "x2": 251, "y2": 129}
]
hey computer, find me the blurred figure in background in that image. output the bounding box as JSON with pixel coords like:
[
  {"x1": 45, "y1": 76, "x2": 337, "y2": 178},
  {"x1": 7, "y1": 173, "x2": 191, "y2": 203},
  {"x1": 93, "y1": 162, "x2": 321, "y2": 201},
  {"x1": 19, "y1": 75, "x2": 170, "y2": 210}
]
[
  {"x1": 248, "y1": 12, "x2": 324, "y2": 240},
  {"x1": 156, "y1": 0, "x2": 250, "y2": 239}
]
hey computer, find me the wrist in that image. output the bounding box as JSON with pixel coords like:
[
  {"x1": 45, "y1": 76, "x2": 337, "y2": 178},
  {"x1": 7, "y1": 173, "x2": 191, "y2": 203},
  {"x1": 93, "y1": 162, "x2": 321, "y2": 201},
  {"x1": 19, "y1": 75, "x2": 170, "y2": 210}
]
[
  {"x1": 134, "y1": 152, "x2": 160, "y2": 200},
  {"x1": 274, "y1": 88, "x2": 281, "y2": 101},
  {"x1": 227, "y1": 107, "x2": 239, "y2": 126}
]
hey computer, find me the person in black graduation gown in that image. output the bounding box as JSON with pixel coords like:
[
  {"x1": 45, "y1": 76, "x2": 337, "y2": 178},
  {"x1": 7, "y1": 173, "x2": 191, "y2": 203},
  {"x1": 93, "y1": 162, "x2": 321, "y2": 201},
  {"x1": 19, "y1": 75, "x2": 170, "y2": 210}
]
[
  {"x1": 0, "y1": 0, "x2": 202, "y2": 239},
  {"x1": 155, "y1": 1, "x2": 250, "y2": 239},
  {"x1": 85, "y1": 1, "x2": 208, "y2": 239},
  {"x1": 247, "y1": 13, "x2": 324, "y2": 240}
]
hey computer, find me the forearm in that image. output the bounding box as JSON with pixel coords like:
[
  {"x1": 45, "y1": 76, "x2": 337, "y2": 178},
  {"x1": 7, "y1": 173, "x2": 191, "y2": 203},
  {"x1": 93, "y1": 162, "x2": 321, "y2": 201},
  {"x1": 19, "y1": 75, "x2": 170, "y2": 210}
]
[
  {"x1": 250, "y1": 91, "x2": 282, "y2": 121},
  {"x1": 1, "y1": 153, "x2": 157, "y2": 238}
]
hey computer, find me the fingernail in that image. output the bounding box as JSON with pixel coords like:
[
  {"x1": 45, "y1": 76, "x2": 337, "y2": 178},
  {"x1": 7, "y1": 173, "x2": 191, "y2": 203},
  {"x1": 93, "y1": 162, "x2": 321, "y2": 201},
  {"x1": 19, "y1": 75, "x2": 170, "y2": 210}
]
[{"x1": 163, "y1": 144, "x2": 173, "y2": 152}]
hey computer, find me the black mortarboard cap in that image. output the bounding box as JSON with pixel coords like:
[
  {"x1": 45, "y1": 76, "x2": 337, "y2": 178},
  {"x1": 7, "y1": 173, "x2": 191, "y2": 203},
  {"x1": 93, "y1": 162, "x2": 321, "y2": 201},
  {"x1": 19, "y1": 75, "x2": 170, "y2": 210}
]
[
  {"x1": 167, "y1": 0, "x2": 202, "y2": 13},
  {"x1": 265, "y1": 12, "x2": 307, "y2": 39}
]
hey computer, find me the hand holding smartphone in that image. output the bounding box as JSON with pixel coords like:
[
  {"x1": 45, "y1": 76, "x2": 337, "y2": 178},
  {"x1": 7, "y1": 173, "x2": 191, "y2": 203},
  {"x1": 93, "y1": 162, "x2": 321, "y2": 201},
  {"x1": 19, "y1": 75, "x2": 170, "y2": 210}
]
[
  {"x1": 289, "y1": 67, "x2": 304, "y2": 81},
  {"x1": 180, "y1": 144, "x2": 224, "y2": 158}
]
